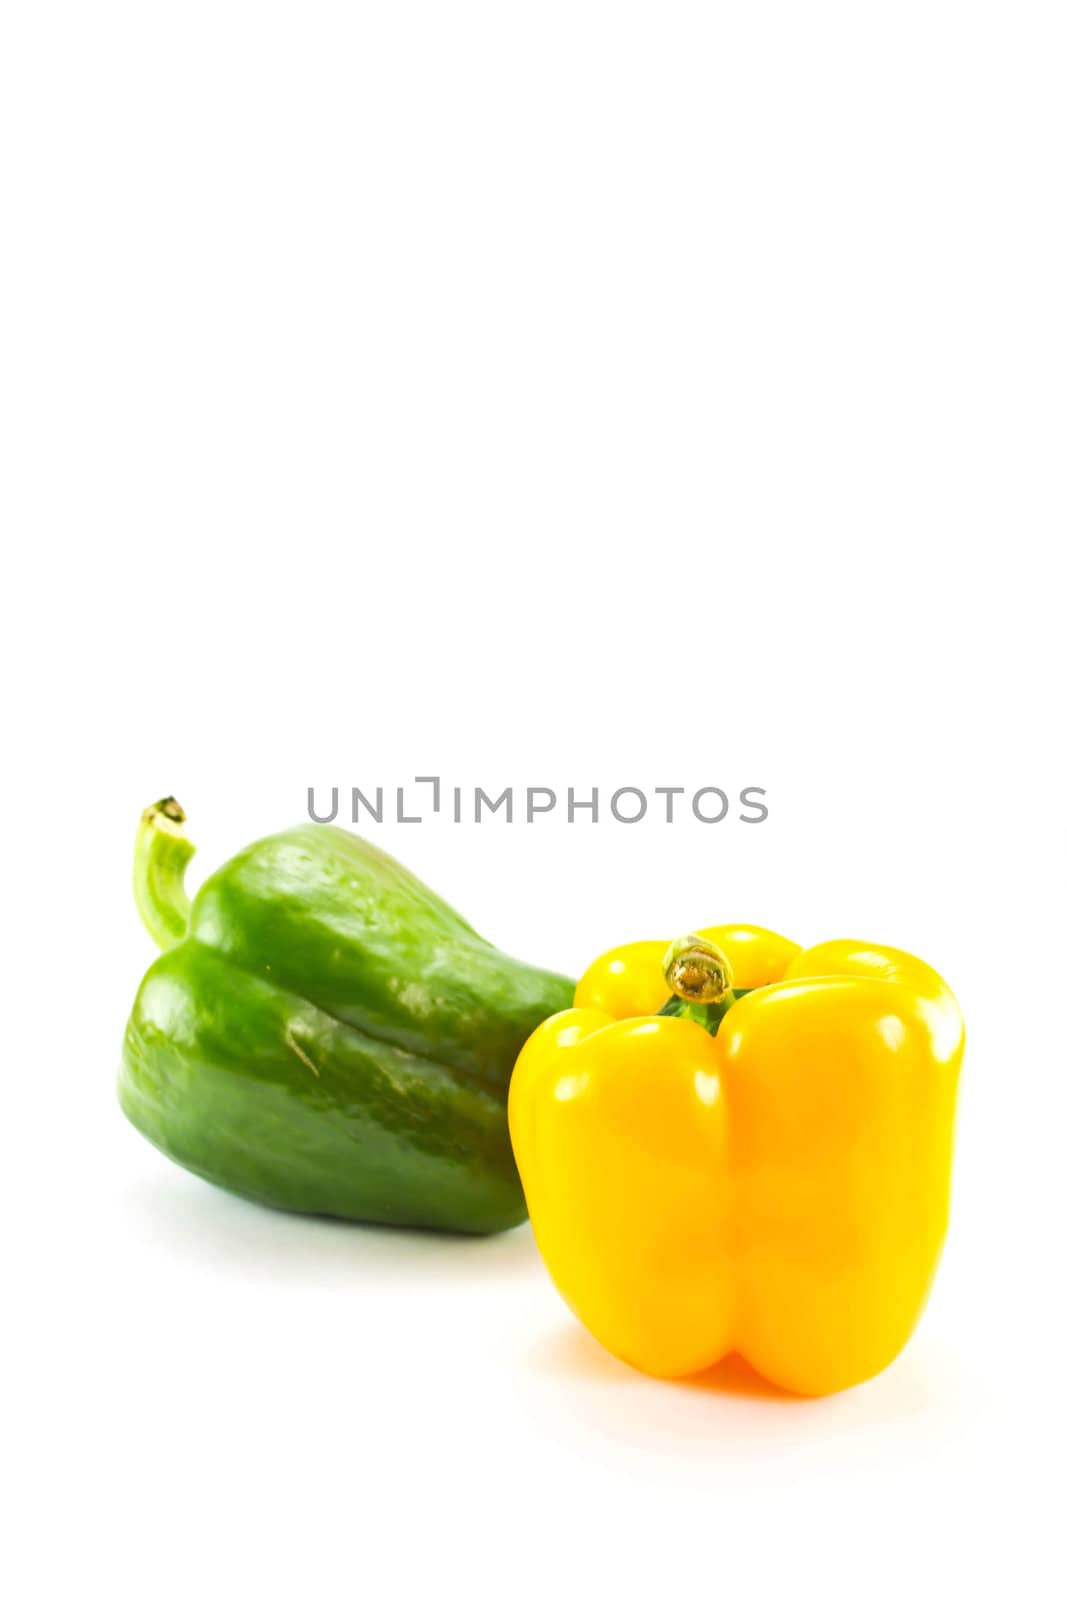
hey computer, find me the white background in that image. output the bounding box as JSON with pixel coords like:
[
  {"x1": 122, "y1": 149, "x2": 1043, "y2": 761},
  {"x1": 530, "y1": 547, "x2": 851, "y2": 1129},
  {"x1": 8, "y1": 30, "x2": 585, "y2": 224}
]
[{"x1": 3, "y1": 3, "x2": 1065, "y2": 1596}]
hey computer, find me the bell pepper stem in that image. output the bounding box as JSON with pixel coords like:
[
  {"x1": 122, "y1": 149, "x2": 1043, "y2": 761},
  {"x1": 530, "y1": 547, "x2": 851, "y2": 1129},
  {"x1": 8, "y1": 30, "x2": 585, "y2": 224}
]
[
  {"x1": 660, "y1": 934, "x2": 737, "y2": 1036},
  {"x1": 134, "y1": 798, "x2": 194, "y2": 949}
]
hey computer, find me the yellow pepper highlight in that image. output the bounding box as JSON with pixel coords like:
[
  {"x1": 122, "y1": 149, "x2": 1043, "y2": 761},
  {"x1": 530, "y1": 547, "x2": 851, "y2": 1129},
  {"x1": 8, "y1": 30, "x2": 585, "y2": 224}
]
[{"x1": 509, "y1": 925, "x2": 964, "y2": 1396}]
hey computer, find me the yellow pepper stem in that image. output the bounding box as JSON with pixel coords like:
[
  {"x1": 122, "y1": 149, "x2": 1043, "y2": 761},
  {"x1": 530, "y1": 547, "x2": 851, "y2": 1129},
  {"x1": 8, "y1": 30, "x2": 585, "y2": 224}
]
[{"x1": 660, "y1": 935, "x2": 738, "y2": 1035}]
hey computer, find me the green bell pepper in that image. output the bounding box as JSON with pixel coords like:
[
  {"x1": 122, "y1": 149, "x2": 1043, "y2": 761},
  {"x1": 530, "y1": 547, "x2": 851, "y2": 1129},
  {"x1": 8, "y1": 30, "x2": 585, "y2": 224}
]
[{"x1": 120, "y1": 800, "x2": 574, "y2": 1233}]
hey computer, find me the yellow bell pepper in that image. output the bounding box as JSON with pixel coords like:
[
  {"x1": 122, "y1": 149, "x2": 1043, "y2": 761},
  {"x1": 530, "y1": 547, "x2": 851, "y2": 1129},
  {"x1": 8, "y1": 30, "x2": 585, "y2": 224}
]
[{"x1": 508, "y1": 924, "x2": 964, "y2": 1395}]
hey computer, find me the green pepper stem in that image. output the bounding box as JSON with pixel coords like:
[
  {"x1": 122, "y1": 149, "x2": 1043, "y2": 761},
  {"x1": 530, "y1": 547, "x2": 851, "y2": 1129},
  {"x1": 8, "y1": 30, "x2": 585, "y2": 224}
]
[
  {"x1": 660, "y1": 934, "x2": 738, "y2": 1036},
  {"x1": 134, "y1": 798, "x2": 194, "y2": 949}
]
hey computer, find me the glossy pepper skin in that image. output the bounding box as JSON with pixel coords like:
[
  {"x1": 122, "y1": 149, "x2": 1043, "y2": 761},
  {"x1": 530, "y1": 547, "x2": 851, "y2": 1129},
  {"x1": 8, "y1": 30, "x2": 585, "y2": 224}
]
[
  {"x1": 121, "y1": 800, "x2": 573, "y2": 1234},
  {"x1": 509, "y1": 924, "x2": 964, "y2": 1394}
]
